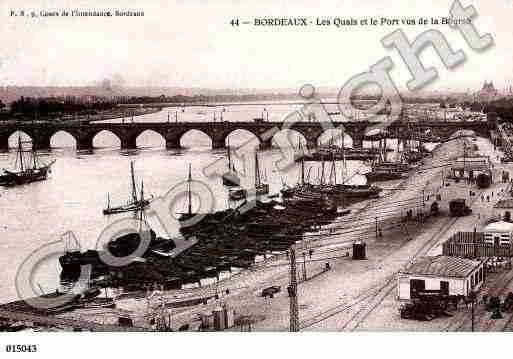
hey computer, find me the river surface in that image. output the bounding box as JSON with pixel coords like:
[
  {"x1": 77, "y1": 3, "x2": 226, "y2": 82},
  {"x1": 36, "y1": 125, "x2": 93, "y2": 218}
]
[{"x1": 0, "y1": 102, "x2": 417, "y2": 304}]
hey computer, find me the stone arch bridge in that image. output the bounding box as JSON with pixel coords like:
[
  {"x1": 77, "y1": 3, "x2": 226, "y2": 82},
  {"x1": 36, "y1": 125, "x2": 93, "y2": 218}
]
[{"x1": 0, "y1": 118, "x2": 495, "y2": 151}]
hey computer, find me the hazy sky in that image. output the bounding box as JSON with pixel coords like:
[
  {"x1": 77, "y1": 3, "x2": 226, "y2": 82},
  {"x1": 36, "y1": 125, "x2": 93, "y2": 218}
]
[{"x1": 0, "y1": 0, "x2": 511, "y2": 92}]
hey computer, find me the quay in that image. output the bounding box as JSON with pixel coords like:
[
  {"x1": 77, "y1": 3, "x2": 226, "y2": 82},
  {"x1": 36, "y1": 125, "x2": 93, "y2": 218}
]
[
  {"x1": 106, "y1": 132, "x2": 513, "y2": 332},
  {"x1": 0, "y1": 115, "x2": 509, "y2": 332},
  {"x1": 0, "y1": 308, "x2": 149, "y2": 332}
]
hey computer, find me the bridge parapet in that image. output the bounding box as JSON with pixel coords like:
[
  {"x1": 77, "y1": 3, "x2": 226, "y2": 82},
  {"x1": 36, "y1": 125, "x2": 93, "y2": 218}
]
[{"x1": 0, "y1": 118, "x2": 493, "y2": 151}]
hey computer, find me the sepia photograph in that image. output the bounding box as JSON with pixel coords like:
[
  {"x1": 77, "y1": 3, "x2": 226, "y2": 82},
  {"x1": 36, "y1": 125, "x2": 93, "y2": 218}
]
[{"x1": 0, "y1": 0, "x2": 512, "y2": 357}]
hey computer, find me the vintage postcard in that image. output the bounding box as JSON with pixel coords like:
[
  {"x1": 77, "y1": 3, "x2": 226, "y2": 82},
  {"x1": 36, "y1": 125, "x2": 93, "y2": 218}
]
[{"x1": 0, "y1": 0, "x2": 511, "y2": 357}]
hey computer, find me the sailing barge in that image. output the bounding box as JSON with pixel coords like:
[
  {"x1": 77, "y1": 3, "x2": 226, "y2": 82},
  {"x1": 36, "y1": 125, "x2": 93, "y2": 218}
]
[
  {"x1": 228, "y1": 151, "x2": 268, "y2": 201},
  {"x1": 222, "y1": 141, "x2": 241, "y2": 187},
  {"x1": 299, "y1": 147, "x2": 388, "y2": 162},
  {"x1": 283, "y1": 145, "x2": 381, "y2": 205},
  {"x1": 103, "y1": 161, "x2": 150, "y2": 215},
  {"x1": 0, "y1": 136, "x2": 55, "y2": 186}
]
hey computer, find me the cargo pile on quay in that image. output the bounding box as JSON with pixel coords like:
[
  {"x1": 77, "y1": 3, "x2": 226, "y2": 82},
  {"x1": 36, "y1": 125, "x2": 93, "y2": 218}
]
[
  {"x1": 58, "y1": 189, "x2": 343, "y2": 293},
  {"x1": 58, "y1": 133, "x2": 432, "y2": 295}
]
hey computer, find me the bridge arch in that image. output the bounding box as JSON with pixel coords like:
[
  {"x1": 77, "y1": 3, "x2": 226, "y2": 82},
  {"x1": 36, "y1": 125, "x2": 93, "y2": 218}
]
[
  {"x1": 136, "y1": 129, "x2": 166, "y2": 148},
  {"x1": 317, "y1": 129, "x2": 353, "y2": 148},
  {"x1": 92, "y1": 130, "x2": 122, "y2": 149},
  {"x1": 50, "y1": 130, "x2": 77, "y2": 149},
  {"x1": 180, "y1": 129, "x2": 212, "y2": 149},
  {"x1": 8, "y1": 131, "x2": 33, "y2": 149},
  {"x1": 225, "y1": 129, "x2": 261, "y2": 150}
]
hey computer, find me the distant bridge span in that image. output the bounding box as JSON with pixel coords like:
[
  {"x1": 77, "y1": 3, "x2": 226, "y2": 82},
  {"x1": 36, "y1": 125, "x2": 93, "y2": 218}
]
[{"x1": 0, "y1": 116, "x2": 496, "y2": 151}]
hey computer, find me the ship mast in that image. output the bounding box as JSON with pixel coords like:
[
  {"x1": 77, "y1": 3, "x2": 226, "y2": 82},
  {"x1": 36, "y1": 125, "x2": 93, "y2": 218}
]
[
  {"x1": 18, "y1": 135, "x2": 25, "y2": 172},
  {"x1": 298, "y1": 140, "x2": 305, "y2": 186},
  {"x1": 301, "y1": 150, "x2": 305, "y2": 186},
  {"x1": 342, "y1": 129, "x2": 346, "y2": 185},
  {"x1": 140, "y1": 180, "x2": 145, "y2": 205},
  {"x1": 136, "y1": 181, "x2": 148, "y2": 232},
  {"x1": 255, "y1": 151, "x2": 261, "y2": 188},
  {"x1": 332, "y1": 152, "x2": 337, "y2": 185},
  {"x1": 320, "y1": 155, "x2": 325, "y2": 186},
  {"x1": 227, "y1": 138, "x2": 232, "y2": 171},
  {"x1": 187, "y1": 163, "x2": 192, "y2": 215},
  {"x1": 139, "y1": 181, "x2": 145, "y2": 222},
  {"x1": 32, "y1": 145, "x2": 37, "y2": 169},
  {"x1": 130, "y1": 161, "x2": 138, "y2": 203}
]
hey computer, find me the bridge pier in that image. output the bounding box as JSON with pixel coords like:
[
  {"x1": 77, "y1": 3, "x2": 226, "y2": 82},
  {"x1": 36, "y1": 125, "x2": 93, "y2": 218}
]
[
  {"x1": 0, "y1": 135, "x2": 8, "y2": 151},
  {"x1": 259, "y1": 138, "x2": 273, "y2": 150},
  {"x1": 77, "y1": 136, "x2": 94, "y2": 150},
  {"x1": 166, "y1": 138, "x2": 181, "y2": 149},
  {"x1": 212, "y1": 138, "x2": 226, "y2": 149},
  {"x1": 33, "y1": 135, "x2": 51, "y2": 151},
  {"x1": 306, "y1": 139, "x2": 317, "y2": 150},
  {"x1": 352, "y1": 136, "x2": 363, "y2": 149},
  {"x1": 164, "y1": 130, "x2": 182, "y2": 149},
  {"x1": 121, "y1": 137, "x2": 137, "y2": 150}
]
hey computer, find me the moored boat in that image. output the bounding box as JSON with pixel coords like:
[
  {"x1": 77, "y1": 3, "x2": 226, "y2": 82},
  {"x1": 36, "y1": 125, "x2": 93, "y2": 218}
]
[
  {"x1": 0, "y1": 136, "x2": 55, "y2": 187},
  {"x1": 222, "y1": 141, "x2": 241, "y2": 187},
  {"x1": 103, "y1": 161, "x2": 150, "y2": 215},
  {"x1": 254, "y1": 151, "x2": 269, "y2": 197}
]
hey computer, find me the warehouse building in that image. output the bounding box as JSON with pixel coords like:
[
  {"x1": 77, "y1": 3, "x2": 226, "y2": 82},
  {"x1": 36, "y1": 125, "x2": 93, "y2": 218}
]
[
  {"x1": 492, "y1": 200, "x2": 513, "y2": 223},
  {"x1": 397, "y1": 255, "x2": 487, "y2": 301},
  {"x1": 483, "y1": 220, "x2": 513, "y2": 246}
]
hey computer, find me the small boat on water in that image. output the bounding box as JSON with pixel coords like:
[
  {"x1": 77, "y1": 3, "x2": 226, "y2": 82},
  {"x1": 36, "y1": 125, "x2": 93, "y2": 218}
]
[
  {"x1": 178, "y1": 163, "x2": 197, "y2": 222},
  {"x1": 82, "y1": 287, "x2": 101, "y2": 300},
  {"x1": 300, "y1": 146, "x2": 385, "y2": 162},
  {"x1": 222, "y1": 140, "x2": 241, "y2": 187},
  {"x1": 364, "y1": 137, "x2": 410, "y2": 182},
  {"x1": 228, "y1": 151, "x2": 268, "y2": 201},
  {"x1": 365, "y1": 169, "x2": 408, "y2": 182},
  {"x1": 229, "y1": 188, "x2": 247, "y2": 201},
  {"x1": 365, "y1": 159, "x2": 409, "y2": 182},
  {"x1": 0, "y1": 135, "x2": 55, "y2": 186},
  {"x1": 61, "y1": 198, "x2": 177, "y2": 279},
  {"x1": 47, "y1": 302, "x2": 83, "y2": 314},
  {"x1": 81, "y1": 297, "x2": 116, "y2": 310},
  {"x1": 103, "y1": 161, "x2": 150, "y2": 215},
  {"x1": 283, "y1": 144, "x2": 381, "y2": 203},
  {"x1": 254, "y1": 151, "x2": 269, "y2": 197}
]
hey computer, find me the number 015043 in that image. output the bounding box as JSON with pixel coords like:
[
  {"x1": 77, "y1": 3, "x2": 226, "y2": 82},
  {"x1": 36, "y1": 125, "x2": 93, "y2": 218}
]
[{"x1": 5, "y1": 344, "x2": 38, "y2": 353}]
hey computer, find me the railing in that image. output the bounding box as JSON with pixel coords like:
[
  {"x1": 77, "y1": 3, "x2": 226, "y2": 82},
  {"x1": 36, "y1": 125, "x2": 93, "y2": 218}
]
[{"x1": 442, "y1": 231, "x2": 513, "y2": 258}]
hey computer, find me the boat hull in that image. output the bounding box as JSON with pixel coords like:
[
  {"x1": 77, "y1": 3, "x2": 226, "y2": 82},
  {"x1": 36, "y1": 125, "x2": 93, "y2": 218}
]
[
  {"x1": 103, "y1": 200, "x2": 150, "y2": 215},
  {"x1": 1, "y1": 161, "x2": 54, "y2": 186}
]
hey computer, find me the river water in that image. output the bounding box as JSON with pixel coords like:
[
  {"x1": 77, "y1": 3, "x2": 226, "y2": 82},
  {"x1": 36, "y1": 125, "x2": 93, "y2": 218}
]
[{"x1": 0, "y1": 102, "x2": 411, "y2": 304}]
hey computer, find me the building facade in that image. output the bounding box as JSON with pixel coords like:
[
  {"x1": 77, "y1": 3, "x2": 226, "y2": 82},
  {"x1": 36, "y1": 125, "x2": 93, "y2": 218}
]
[{"x1": 397, "y1": 256, "x2": 486, "y2": 301}]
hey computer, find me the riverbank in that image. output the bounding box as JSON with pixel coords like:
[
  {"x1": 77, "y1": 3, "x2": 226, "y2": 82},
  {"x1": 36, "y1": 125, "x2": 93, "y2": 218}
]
[
  {"x1": 53, "y1": 137, "x2": 470, "y2": 331},
  {"x1": 0, "y1": 107, "x2": 162, "y2": 125}
]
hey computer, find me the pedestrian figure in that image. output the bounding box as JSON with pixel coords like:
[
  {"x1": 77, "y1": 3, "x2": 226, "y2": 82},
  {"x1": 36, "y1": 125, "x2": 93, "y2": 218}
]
[{"x1": 487, "y1": 195, "x2": 490, "y2": 202}]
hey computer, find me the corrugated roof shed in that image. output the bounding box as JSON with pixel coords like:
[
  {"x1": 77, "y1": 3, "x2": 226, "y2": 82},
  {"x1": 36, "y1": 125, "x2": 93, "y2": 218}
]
[
  {"x1": 494, "y1": 199, "x2": 513, "y2": 209},
  {"x1": 400, "y1": 255, "x2": 483, "y2": 278},
  {"x1": 483, "y1": 220, "x2": 513, "y2": 232}
]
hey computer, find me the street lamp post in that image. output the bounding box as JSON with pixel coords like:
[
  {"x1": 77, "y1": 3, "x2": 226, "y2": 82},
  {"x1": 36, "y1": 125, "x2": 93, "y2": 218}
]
[{"x1": 468, "y1": 291, "x2": 477, "y2": 332}]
